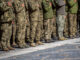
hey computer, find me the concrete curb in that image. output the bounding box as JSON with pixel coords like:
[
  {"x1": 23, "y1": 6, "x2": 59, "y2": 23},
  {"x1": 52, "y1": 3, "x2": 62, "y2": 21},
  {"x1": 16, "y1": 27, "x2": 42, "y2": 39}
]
[{"x1": 0, "y1": 38, "x2": 80, "y2": 59}]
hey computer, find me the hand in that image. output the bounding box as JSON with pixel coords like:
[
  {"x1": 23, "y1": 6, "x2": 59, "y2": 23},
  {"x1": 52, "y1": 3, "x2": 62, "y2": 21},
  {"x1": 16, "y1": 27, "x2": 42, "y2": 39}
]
[
  {"x1": 74, "y1": 0, "x2": 77, "y2": 2},
  {"x1": 7, "y1": 2, "x2": 12, "y2": 7},
  {"x1": 22, "y1": 3, "x2": 24, "y2": 7},
  {"x1": 37, "y1": 4, "x2": 40, "y2": 7},
  {"x1": 50, "y1": 2, "x2": 52, "y2": 6}
]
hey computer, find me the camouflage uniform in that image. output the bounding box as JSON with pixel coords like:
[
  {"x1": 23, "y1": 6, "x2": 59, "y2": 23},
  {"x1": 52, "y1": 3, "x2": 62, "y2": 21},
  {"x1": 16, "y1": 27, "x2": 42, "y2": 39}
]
[
  {"x1": 42, "y1": 0, "x2": 53, "y2": 42},
  {"x1": 0, "y1": 0, "x2": 15, "y2": 51},
  {"x1": 28, "y1": 0, "x2": 43, "y2": 46},
  {"x1": 67, "y1": 0, "x2": 78, "y2": 38},
  {"x1": 24, "y1": 0, "x2": 30, "y2": 43},
  {"x1": 35, "y1": 0, "x2": 44, "y2": 45},
  {"x1": 37, "y1": 0, "x2": 44, "y2": 41},
  {"x1": 13, "y1": 0, "x2": 27, "y2": 48}
]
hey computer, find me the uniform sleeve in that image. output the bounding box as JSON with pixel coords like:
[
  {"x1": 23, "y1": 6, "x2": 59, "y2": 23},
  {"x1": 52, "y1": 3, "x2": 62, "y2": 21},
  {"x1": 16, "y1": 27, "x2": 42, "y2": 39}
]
[
  {"x1": 51, "y1": 0, "x2": 56, "y2": 8},
  {"x1": 13, "y1": 0, "x2": 24, "y2": 13},
  {"x1": 24, "y1": 0, "x2": 28, "y2": 10},
  {"x1": 42, "y1": 0, "x2": 51, "y2": 12},
  {"x1": 28, "y1": 0, "x2": 37, "y2": 11},
  {"x1": 0, "y1": 2, "x2": 10, "y2": 12},
  {"x1": 67, "y1": 0, "x2": 75, "y2": 6}
]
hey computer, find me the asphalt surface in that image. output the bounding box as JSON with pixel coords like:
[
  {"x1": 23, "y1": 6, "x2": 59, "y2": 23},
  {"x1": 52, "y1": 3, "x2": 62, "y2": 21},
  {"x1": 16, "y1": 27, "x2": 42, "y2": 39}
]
[{"x1": 0, "y1": 38, "x2": 80, "y2": 60}]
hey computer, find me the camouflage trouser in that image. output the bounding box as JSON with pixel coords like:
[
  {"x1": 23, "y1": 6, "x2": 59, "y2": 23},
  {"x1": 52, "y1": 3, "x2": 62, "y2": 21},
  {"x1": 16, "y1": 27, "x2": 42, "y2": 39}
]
[
  {"x1": 44, "y1": 19, "x2": 52, "y2": 40},
  {"x1": 64, "y1": 14, "x2": 69, "y2": 37},
  {"x1": 56, "y1": 15, "x2": 65, "y2": 38},
  {"x1": 30, "y1": 20, "x2": 38, "y2": 43},
  {"x1": 39, "y1": 12, "x2": 44, "y2": 40},
  {"x1": 16, "y1": 15, "x2": 26, "y2": 46},
  {"x1": 68, "y1": 14, "x2": 77, "y2": 37},
  {"x1": 0, "y1": 23, "x2": 12, "y2": 49},
  {"x1": 51, "y1": 15, "x2": 57, "y2": 37},
  {"x1": 35, "y1": 20, "x2": 42, "y2": 41},
  {"x1": 26, "y1": 20, "x2": 30, "y2": 42},
  {"x1": 26, "y1": 12, "x2": 30, "y2": 42}
]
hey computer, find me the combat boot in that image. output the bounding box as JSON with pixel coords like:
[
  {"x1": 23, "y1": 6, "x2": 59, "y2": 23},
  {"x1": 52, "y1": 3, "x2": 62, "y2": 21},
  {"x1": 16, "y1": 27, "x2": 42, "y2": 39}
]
[
  {"x1": 36, "y1": 41, "x2": 44, "y2": 45},
  {"x1": 18, "y1": 43, "x2": 25, "y2": 48},
  {"x1": 59, "y1": 37, "x2": 67, "y2": 41},
  {"x1": 45, "y1": 39, "x2": 51, "y2": 43},
  {"x1": 64, "y1": 33, "x2": 69, "y2": 38},
  {"x1": 73, "y1": 33, "x2": 76, "y2": 38},
  {"x1": 70, "y1": 35, "x2": 74, "y2": 39},
  {"x1": 2, "y1": 48, "x2": 9, "y2": 51},
  {"x1": 23, "y1": 43, "x2": 29, "y2": 48},
  {"x1": 12, "y1": 43, "x2": 18, "y2": 48},
  {"x1": 8, "y1": 46, "x2": 15, "y2": 50},
  {"x1": 30, "y1": 43, "x2": 36, "y2": 47}
]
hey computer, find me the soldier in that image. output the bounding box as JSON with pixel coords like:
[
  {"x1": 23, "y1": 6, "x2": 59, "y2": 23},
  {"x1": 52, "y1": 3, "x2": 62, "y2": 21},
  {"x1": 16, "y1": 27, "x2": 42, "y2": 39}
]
[
  {"x1": 13, "y1": 0, "x2": 28, "y2": 48},
  {"x1": 67, "y1": 0, "x2": 78, "y2": 38},
  {"x1": 28, "y1": 0, "x2": 43, "y2": 47},
  {"x1": 35, "y1": 0, "x2": 44, "y2": 45},
  {"x1": 37, "y1": 0, "x2": 44, "y2": 43},
  {"x1": 54, "y1": 0, "x2": 67, "y2": 40},
  {"x1": 50, "y1": 0, "x2": 57, "y2": 40},
  {"x1": 42, "y1": 0, "x2": 54, "y2": 43},
  {"x1": 24, "y1": 0, "x2": 31, "y2": 43},
  {"x1": 0, "y1": 0, "x2": 15, "y2": 51}
]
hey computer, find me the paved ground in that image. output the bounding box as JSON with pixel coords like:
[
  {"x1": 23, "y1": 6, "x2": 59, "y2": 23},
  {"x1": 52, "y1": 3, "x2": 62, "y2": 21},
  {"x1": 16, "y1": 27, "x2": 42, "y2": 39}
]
[{"x1": 0, "y1": 38, "x2": 80, "y2": 60}]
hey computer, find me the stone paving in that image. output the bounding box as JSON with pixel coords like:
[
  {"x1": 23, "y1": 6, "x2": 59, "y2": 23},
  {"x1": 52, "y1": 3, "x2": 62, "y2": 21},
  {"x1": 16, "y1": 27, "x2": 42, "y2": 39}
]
[{"x1": 0, "y1": 38, "x2": 80, "y2": 60}]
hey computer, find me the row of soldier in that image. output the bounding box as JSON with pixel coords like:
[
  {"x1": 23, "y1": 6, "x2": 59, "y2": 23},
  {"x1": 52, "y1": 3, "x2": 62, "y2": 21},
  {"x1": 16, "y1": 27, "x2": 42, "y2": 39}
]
[{"x1": 0, "y1": 0, "x2": 80, "y2": 51}]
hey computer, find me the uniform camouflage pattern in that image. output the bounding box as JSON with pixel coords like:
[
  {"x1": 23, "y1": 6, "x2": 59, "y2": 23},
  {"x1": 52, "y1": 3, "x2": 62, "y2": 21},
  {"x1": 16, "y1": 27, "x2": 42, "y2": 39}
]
[
  {"x1": 67, "y1": 0, "x2": 78, "y2": 38},
  {"x1": 0, "y1": 0, "x2": 80, "y2": 51},
  {"x1": 42, "y1": 0, "x2": 53, "y2": 41},
  {"x1": 28, "y1": 0, "x2": 41, "y2": 43},
  {"x1": 24, "y1": 0, "x2": 30, "y2": 42},
  {"x1": 13, "y1": 0, "x2": 27, "y2": 47},
  {"x1": 0, "y1": 0, "x2": 14, "y2": 50}
]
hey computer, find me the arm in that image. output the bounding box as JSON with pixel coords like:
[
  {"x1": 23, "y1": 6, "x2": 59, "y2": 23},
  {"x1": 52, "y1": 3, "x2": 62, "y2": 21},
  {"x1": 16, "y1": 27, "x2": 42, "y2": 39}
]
[
  {"x1": 13, "y1": 0, "x2": 24, "y2": 13},
  {"x1": 24, "y1": 0, "x2": 28, "y2": 10},
  {"x1": 42, "y1": 0, "x2": 51, "y2": 11},
  {"x1": 28, "y1": 0, "x2": 37, "y2": 11},
  {"x1": 67, "y1": 0, "x2": 76, "y2": 6},
  {"x1": 0, "y1": 2, "x2": 10, "y2": 12}
]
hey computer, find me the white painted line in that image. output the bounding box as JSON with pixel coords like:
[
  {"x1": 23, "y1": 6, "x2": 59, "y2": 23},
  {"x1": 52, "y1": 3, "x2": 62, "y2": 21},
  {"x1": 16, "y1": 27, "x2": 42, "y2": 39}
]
[{"x1": 0, "y1": 38, "x2": 80, "y2": 59}]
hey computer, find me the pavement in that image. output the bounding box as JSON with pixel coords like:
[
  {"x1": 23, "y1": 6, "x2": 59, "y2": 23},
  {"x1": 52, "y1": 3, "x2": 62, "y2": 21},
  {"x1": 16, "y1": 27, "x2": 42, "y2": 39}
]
[{"x1": 0, "y1": 38, "x2": 80, "y2": 60}]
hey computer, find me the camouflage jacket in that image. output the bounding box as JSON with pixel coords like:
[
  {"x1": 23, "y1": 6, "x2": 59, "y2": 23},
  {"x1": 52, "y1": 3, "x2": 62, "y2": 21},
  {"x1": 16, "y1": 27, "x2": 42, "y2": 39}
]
[
  {"x1": 13, "y1": 0, "x2": 25, "y2": 14},
  {"x1": 24, "y1": 0, "x2": 28, "y2": 11},
  {"x1": 42, "y1": 0, "x2": 53, "y2": 20},
  {"x1": 50, "y1": 0, "x2": 56, "y2": 15},
  {"x1": 67, "y1": 0, "x2": 78, "y2": 14},
  {"x1": 28, "y1": 0, "x2": 39, "y2": 19},
  {"x1": 0, "y1": 0, "x2": 14, "y2": 22}
]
